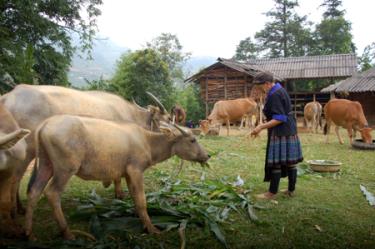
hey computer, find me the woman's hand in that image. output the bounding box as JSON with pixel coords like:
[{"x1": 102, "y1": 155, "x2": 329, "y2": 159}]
[{"x1": 250, "y1": 125, "x2": 262, "y2": 137}]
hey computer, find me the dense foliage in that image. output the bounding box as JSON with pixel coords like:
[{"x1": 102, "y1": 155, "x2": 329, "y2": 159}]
[
  {"x1": 235, "y1": 0, "x2": 356, "y2": 60},
  {"x1": 234, "y1": 37, "x2": 259, "y2": 61},
  {"x1": 254, "y1": 0, "x2": 313, "y2": 58},
  {"x1": 146, "y1": 33, "x2": 191, "y2": 84},
  {"x1": 0, "y1": 0, "x2": 102, "y2": 91},
  {"x1": 111, "y1": 49, "x2": 175, "y2": 109},
  {"x1": 359, "y1": 43, "x2": 375, "y2": 71},
  {"x1": 175, "y1": 84, "x2": 206, "y2": 124}
]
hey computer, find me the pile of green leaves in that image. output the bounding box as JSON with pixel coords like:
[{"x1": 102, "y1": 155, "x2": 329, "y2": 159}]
[{"x1": 66, "y1": 176, "x2": 260, "y2": 249}]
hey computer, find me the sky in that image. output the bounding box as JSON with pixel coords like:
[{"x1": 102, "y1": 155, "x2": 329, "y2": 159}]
[{"x1": 97, "y1": 0, "x2": 375, "y2": 58}]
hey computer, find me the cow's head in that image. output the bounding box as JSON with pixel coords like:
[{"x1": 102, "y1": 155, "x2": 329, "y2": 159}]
[
  {"x1": 360, "y1": 127, "x2": 373, "y2": 144},
  {"x1": 146, "y1": 92, "x2": 171, "y2": 128},
  {"x1": 160, "y1": 123, "x2": 210, "y2": 164},
  {"x1": 199, "y1": 120, "x2": 210, "y2": 134},
  {"x1": 132, "y1": 93, "x2": 171, "y2": 131},
  {"x1": 147, "y1": 105, "x2": 171, "y2": 130}
]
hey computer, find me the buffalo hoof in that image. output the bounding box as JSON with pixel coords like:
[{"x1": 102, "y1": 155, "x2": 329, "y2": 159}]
[
  {"x1": 63, "y1": 230, "x2": 76, "y2": 240},
  {"x1": 115, "y1": 191, "x2": 128, "y2": 200},
  {"x1": 27, "y1": 232, "x2": 37, "y2": 241},
  {"x1": 146, "y1": 225, "x2": 161, "y2": 235}
]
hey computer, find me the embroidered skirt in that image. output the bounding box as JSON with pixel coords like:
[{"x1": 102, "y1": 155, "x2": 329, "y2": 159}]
[
  {"x1": 266, "y1": 134, "x2": 303, "y2": 166},
  {"x1": 264, "y1": 134, "x2": 303, "y2": 181},
  {"x1": 266, "y1": 135, "x2": 303, "y2": 167}
]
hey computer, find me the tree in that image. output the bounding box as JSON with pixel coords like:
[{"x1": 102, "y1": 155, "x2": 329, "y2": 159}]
[
  {"x1": 359, "y1": 43, "x2": 375, "y2": 72},
  {"x1": 254, "y1": 0, "x2": 313, "y2": 58},
  {"x1": 82, "y1": 76, "x2": 116, "y2": 92},
  {"x1": 175, "y1": 84, "x2": 205, "y2": 124},
  {"x1": 146, "y1": 33, "x2": 191, "y2": 83},
  {"x1": 313, "y1": 0, "x2": 355, "y2": 55},
  {"x1": 0, "y1": 0, "x2": 102, "y2": 88},
  {"x1": 111, "y1": 49, "x2": 175, "y2": 109},
  {"x1": 320, "y1": 0, "x2": 345, "y2": 18},
  {"x1": 234, "y1": 37, "x2": 259, "y2": 61}
]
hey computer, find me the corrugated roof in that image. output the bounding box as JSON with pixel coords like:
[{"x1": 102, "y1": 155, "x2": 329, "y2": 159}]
[
  {"x1": 185, "y1": 54, "x2": 357, "y2": 83},
  {"x1": 321, "y1": 67, "x2": 375, "y2": 93},
  {"x1": 247, "y1": 54, "x2": 357, "y2": 80}
]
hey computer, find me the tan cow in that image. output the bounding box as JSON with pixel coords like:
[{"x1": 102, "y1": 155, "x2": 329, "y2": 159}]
[
  {"x1": 0, "y1": 104, "x2": 30, "y2": 238},
  {"x1": 207, "y1": 97, "x2": 257, "y2": 136},
  {"x1": 304, "y1": 101, "x2": 323, "y2": 133},
  {"x1": 199, "y1": 120, "x2": 219, "y2": 136},
  {"x1": 25, "y1": 116, "x2": 209, "y2": 239},
  {"x1": 324, "y1": 99, "x2": 372, "y2": 144},
  {"x1": 0, "y1": 85, "x2": 170, "y2": 213}
]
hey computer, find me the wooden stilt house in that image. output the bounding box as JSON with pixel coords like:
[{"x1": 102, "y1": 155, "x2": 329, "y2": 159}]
[{"x1": 185, "y1": 54, "x2": 357, "y2": 118}]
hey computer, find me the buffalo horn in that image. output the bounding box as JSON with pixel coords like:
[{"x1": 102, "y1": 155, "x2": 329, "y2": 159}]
[
  {"x1": 173, "y1": 124, "x2": 188, "y2": 136},
  {"x1": 146, "y1": 91, "x2": 167, "y2": 114},
  {"x1": 0, "y1": 129, "x2": 30, "y2": 150}
]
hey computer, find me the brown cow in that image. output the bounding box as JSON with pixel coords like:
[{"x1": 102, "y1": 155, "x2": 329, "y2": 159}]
[
  {"x1": 304, "y1": 101, "x2": 322, "y2": 133},
  {"x1": 25, "y1": 117, "x2": 209, "y2": 239},
  {"x1": 207, "y1": 97, "x2": 257, "y2": 136},
  {"x1": 324, "y1": 99, "x2": 372, "y2": 144},
  {"x1": 171, "y1": 104, "x2": 186, "y2": 125}
]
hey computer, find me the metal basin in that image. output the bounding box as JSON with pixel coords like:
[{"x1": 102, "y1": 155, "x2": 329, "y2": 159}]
[{"x1": 307, "y1": 160, "x2": 342, "y2": 173}]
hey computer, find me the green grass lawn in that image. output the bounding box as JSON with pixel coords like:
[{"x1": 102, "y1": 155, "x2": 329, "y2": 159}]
[{"x1": 11, "y1": 129, "x2": 375, "y2": 249}]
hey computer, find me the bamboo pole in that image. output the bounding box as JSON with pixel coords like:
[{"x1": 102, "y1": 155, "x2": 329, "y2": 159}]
[
  {"x1": 205, "y1": 76, "x2": 209, "y2": 117},
  {"x1": 224, "y1": 68, "x2": 227, "y2": 99}
]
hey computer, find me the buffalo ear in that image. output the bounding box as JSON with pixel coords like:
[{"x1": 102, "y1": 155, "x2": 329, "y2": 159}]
[{"x1": 0, "y1": 129, "x2": 30, "y2": 150}]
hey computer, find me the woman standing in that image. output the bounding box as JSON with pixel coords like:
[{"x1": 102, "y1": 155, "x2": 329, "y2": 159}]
[{"x1": 250, "y1": 71, "x2": 303, "y2": 200}]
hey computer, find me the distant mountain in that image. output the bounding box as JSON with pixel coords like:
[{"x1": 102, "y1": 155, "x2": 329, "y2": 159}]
[
  {"x1": 68, "y1": 39, "x2": 128, "y2": 87},
  {"x1": 184, "y1": 56, "x2": 216, "y2": 77},
  {"x1": 68, "y1": 38, "x2": 216, "y2": 87}
]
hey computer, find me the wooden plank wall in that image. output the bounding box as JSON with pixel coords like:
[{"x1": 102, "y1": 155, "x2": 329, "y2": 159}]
[
  {"x1": 199, "y1": 67, "x2": 254, "y2": 104},
  {"x1": 289, "y1": 92, "x2": 331, "y2": 117},
  {"x1": 349, "y1": 92, "x2": 375, "y2": 126}
]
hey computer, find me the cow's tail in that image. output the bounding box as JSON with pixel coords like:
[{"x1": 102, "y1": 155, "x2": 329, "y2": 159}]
[{"x1": 27, "y1": 121, "x2": 49, "y2": 194}]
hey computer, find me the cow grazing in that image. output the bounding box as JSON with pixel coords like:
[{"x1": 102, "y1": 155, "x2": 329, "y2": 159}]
[
  {"x1": 0, "y1": 85, "x2": 171, "y2": 213},
  {"x1": 304, "y1": 101, "x2": 322, "y2": 133},
  {"x1": 199, "y1": 119, "x2": 210, "y2": 134},
  {"x1": 0, "y1": 104, "x2": 30, "y2": 237},
  {"x1": 25, "y1": 116, "x2": 209, "y2": 239},
  {"x1": 207, "y1": 98, "x2": 257, "y2": 135},
  {"x1": 171, "y1": 104, "x2": 186, "y2": 125},
  {"x1": 324, "y1": 99, "x2": 373, "y2": 144},
  {"x1": 199, "y1": 119, "x2": 219, "y2": 136}
]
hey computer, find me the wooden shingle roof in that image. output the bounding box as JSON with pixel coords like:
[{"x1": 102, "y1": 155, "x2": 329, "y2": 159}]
[
  {"x1": 247, "y1": 54, "x2": 357, "y2": 80},
  {"x1": 185, "y1": 58, "x2": 268, "y2": 83},
  {"x1": 321, "y1": 67, "x2": 375, "y2": 93}
]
